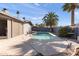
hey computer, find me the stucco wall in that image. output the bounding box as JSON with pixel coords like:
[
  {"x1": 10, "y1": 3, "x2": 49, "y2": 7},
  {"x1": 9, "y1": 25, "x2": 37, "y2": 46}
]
[
  {"x1": 7, "y1": 19, "x2": 11, "y2": 38},
  {"x1": 12, "y1": 20, "x2": 23, "y2": 37},
  {"x1": 23, "y1": 23, "x2": 31, "y2": 34},
  {"x1": 7, "y1": 19, "x2": 23, "y2": 38},
  {"x1": 0, "y1": 13, "x2": 25, "y2": 39},
  {"x1": 18, "y1": 22, "x2": 23, "y2": 35}
]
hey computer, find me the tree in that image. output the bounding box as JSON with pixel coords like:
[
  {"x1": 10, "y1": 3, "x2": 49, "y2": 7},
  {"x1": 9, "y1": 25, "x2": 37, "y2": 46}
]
[
  {"x1": 16, "y1": 10, "x2": 20, "y2": 19},
  {"x1": 38, "y1": 23, "x2": 45, "y2": 27},
  {"x1": 2, "y1": 8, "x2": 7, "y2": 12},
  {"x1": 62, "y1": 3, "x2": 79, "y2": 29},
  {"x1": 23, "y1": 17, "x2": 26, "y2": 21},
  {"x1": 1, "y1": 8, "x2": 8, "y2": 15},
  {"x1": 35, "y1": 24, "x2": 39, "y2": 27},
  {"x1": 42, "y1": 12, "x2": 58, "y2": 32}
]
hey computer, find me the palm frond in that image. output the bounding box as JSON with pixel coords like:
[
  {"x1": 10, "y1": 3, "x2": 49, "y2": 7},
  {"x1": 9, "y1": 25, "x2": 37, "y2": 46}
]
[
  {"x1": 62, "y1": 3, "x2": 79, "y2": 12},
  {"x1": 42, "y1": 12, "x2": 59, "y2": 27}
]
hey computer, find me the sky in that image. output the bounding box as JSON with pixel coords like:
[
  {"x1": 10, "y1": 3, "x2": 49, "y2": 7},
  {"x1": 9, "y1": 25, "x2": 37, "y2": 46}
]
[{"x1": 0, "y1": 3, "x2": 79, "y2": 26}]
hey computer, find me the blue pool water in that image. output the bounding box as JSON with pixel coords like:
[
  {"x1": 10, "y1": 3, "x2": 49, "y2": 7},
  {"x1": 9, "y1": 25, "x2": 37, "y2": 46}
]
[{"x1": 32, "y1": 32, "x2": 56, "y2": 40}]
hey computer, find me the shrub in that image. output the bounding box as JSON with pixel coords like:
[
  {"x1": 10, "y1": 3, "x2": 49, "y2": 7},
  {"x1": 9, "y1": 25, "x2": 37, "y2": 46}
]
[{"x1": 58, "y1": 26, "x2": 73, "y2": 37}]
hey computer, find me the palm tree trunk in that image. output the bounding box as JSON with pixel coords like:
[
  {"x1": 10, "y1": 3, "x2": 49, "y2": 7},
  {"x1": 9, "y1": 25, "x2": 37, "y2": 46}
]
[
  {"x1": 17, "y1": 14, "x2": 19, "y2": 19},
  {"x1": 71, "y1": 9, "x2": 75, "y2": 29}
]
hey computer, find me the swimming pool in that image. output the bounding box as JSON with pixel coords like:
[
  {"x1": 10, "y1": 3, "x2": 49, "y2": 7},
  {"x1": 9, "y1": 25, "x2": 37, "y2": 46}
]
[{"x1": 32, "y1": 32, "x2": 57, "y2": 41}]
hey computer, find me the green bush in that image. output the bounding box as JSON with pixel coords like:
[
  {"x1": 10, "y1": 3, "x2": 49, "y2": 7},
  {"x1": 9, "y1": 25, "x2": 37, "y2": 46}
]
[{"x1": 58, "y1": 26, "x2": 73, "y2": 37}]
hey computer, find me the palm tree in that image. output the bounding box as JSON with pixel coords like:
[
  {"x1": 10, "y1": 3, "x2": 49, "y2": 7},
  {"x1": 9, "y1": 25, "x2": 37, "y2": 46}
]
[
  {"x1": 2, "y1": 8, "x2": 7, "y2": 12},
  {"x1": 42, "y1": 12, "x2": 59, "y2": 32},
  {"x1": 35, "y1": 24, "x2": 39, "y2": 27},
  {"x1": 38, "y1": 23, "x2": 45, "y2": 27},
  {"x1": 23, "y1": 17, "x2": 26, "y2": 21},
  {"x1": 16, "y1": 10, "x2": 20, "y2": 19},
  {"x1": 1, "y1": 8, "x2": 8, "y2": 15},
  {"x1": 62, "y1": 3, "x2": 79, "y2": 29}
]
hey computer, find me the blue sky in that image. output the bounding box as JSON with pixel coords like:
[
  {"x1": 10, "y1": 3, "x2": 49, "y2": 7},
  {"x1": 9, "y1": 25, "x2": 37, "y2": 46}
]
[{"x1": 0, "y1": 3, "x2": 79, "y2": 26}]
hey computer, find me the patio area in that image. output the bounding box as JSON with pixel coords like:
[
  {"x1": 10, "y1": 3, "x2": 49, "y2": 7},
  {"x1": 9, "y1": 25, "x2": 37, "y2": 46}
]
[
  {"x1": 0, "y1": 34, "x2": 36, "y2": 56},
  {"x1": 0, "y1": 34, "x2": 79, "y2": 56}
]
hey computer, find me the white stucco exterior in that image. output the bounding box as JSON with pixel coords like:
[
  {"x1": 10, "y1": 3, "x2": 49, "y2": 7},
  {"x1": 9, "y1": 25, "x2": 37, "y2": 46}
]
[{"x1": 23, "y1": 23, "x2": 32, "y2": 35}]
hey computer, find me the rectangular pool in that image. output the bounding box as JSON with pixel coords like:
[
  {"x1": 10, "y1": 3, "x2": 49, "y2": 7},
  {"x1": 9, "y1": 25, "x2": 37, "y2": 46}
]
[{"x1": 32, "y1": 32, "x2": 57, "y2": 41}]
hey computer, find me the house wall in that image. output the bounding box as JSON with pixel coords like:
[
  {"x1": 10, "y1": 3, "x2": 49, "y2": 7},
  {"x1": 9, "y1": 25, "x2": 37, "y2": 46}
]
[
  {"x1": 7, "y1": 19, "x2": 23, "y2": 38},
  {"x1": 0, "y1": 13, "x2": 26, "y2": 39},
  {"x1": 12, "y1": 20, "x2": 23, "y2": 37},
  {"x1": 7, "y1": 19, "x2": 11, "y2": 38},
  {"x1": 23, "y1": 23, "x2": 31, "y2": 34}
]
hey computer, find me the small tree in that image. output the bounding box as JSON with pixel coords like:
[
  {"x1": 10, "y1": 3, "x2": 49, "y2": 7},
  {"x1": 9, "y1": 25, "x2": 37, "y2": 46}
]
[
  {"x1": 16, "y1": 10, "x2": 20, "y2": 19},
  {"x1": 2, "y1": 8, "x2": 7, "y2": 12},
  {"x1": 23, "y1": 17, "x2": 26, "y2": 21}
]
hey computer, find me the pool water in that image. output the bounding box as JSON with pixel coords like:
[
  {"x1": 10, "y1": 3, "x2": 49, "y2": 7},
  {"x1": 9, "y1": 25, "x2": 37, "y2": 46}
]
[{"x1": 32, "y1": 32, "x2": 57, "y2": 40}]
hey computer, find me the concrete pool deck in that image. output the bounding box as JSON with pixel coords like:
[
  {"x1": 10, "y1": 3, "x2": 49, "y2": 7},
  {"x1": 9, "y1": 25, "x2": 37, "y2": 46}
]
[
  {"x1": 0, "y1": 34, "x2": 36, "y2": 56},
  {"x1": 0, "y1": 34, "x2": 79, "y2": 56}
]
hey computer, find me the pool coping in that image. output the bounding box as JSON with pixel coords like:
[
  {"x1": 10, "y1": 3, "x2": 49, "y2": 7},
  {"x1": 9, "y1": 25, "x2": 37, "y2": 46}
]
[
  {"x1": 32, "y1": 32, "x2": 56, "y2": 36},
  {"x1": 49, "y1": 32, "x2": 56, "y2": 37}
]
